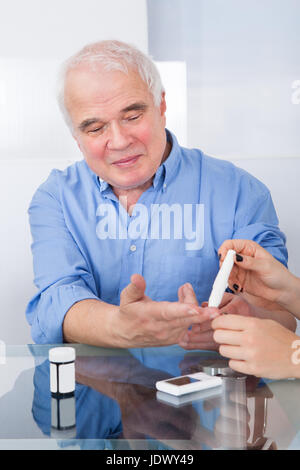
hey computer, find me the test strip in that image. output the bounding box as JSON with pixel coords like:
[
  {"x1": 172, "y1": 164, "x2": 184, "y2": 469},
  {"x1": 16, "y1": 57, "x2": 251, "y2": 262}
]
[{"x1": 208, "y1": 249, "x2": 236, "y2": 307}]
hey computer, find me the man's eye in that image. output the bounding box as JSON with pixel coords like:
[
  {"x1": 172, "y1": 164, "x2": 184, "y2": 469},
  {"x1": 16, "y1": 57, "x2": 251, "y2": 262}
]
[
  {"x1": 88, "y1": 127, "x2": 103, "y2": 134},
  {"x1": 127, "y1": 113, "x2": 142, "y2": 121}
]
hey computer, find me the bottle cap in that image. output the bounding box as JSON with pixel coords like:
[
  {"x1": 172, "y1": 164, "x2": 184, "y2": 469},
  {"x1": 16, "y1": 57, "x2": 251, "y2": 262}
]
[{"x1": 49, "y1": 347, "x2": 76, "y2": 363}]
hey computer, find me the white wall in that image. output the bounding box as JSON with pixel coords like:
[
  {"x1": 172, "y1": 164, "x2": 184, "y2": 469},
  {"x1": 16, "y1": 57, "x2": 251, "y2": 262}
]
[
  {"x1": 147, "y1": 0, "x2": 300, "y2": 159},
  {"x1": 0, "y1": 0, "x2": 148, "y2": 161}
]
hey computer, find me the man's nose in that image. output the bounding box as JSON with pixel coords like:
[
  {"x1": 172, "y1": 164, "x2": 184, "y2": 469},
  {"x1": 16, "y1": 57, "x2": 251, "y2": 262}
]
[{"x1": 106, "y1": 121, "x2": 132, "y2": 150}]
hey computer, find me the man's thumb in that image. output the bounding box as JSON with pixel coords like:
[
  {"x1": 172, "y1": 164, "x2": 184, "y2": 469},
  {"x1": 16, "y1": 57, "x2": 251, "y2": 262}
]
[{"x1": 120, "y1": 274, "x2": 146, "y2": 305}]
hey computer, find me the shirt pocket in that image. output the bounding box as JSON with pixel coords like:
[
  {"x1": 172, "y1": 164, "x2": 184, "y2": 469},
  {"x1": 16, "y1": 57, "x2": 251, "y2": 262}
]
[{"x1": 157, "y1": 254, "x2": 218, "y2": 303}]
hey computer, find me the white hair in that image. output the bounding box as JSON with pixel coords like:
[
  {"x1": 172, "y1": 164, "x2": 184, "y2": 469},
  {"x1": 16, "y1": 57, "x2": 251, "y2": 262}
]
[{"x1": 57, "y1": 40, "x2": 165, "y2": 132}]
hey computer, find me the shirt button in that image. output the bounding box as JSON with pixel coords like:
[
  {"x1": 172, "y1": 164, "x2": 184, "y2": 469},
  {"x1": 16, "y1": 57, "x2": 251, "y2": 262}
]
[{"x1": 130, "y1": 244, "x2": 137, "y2": 252}]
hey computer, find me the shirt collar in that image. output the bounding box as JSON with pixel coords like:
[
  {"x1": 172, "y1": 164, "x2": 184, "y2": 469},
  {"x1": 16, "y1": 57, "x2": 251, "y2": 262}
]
[
  {"x1": 152, "y1": 129, "x2": 181, "y2": 190},
  {"x1": 94, "y1": 128, "x2": 181, "y2": 194},
  {"x1": 98, "y1": 177, "x2": 109, "y2": 192}
]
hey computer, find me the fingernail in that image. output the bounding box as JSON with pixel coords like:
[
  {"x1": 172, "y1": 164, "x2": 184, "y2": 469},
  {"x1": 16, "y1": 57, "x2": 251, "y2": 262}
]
[
  {"x1": 182, "y1": 332, "x2": 189, "y2": 342},
  {"x1": 233, "y1": 284, "x2": 239, "y2": 291},
  {"x1": 218, "y1": 253, "x2": 221, "y2": 260},
  {"x1": 240, "y1": 287, "x2": 244, "y2": 293},
  {"x1": 222, "y1": 312, "x2": 228, "y2": 315},
  {"x1": 226, "y1": 287, "x2": 235, "y2": 294},
  {"x1": 236, "y1": 254, "x2": 243, "y2": 262},
  {"x1": 209, "y1": 311, "x2": 219, "y2": 319}
]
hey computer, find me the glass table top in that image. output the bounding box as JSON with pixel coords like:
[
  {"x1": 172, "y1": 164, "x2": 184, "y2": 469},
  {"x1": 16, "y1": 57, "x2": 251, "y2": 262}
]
[{"x1": 0, "y1": 343, "x2": 299, "y2": 450}]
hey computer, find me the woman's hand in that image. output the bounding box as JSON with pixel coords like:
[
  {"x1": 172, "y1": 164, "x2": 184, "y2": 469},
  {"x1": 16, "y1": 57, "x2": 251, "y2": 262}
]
[
  {"x1": 218, "y1": 239, "x2": 300, "y2": 317},
  {"x1": 212, "y1": 314, "x2": 300, "y2": 379}
]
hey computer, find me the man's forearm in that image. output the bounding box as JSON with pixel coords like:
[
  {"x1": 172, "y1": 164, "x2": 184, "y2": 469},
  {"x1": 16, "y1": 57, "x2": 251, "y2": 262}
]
[
  {"x1": 62, "y1": 278, "x2": 209, "y2": 349},
  {"x1": 63, "y1": 299, "x2": 120, "y2": 347}
]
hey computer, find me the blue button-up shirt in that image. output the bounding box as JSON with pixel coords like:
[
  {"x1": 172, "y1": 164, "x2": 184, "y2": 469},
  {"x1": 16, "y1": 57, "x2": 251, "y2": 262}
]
[{"x1": 26, "y1": 131, "x2": 287, "y2": 344}]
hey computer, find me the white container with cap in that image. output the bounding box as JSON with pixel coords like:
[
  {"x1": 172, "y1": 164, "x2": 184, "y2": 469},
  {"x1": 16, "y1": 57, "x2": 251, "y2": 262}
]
[{"x1": 49, "y1": 347, "x2": 76, "y2": 397}]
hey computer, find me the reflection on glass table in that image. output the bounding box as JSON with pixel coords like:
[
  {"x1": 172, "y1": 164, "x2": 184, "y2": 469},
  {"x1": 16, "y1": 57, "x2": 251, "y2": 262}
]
[{"x1": 0, "y1": 344, "x2": 299, "y2": 450}]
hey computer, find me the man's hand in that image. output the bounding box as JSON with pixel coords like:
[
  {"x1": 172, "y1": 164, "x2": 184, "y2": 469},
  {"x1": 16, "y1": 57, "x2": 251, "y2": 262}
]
[
  {"x1": 212, "y1": 314, "x2": 300, "y2": 379},
  {"x1": 177, "y1": 283, "x2": 222, "y2": 350},
  {"x1": 178, "y1": 292, "x2": 260, "y2": 351},
  {"x1": 109, "y1": 274, "x2": 219, "y2": 348}
]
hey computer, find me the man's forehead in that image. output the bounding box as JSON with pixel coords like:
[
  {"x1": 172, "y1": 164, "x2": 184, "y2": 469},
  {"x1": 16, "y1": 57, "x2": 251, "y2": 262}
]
[
  {"x1": 65, "y1": 64, "x2": 147, "y2": 98},
  {"x1": 64, "y1": 65, "x2": 153, "y2": 123}
]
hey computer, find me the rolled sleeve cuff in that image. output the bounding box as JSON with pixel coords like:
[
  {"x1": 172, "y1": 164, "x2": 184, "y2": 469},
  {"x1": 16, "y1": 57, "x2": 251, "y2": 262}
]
[
  {"x1": 233, "y1": 222, "x2": 288, "y2": 267},
  {"x1": 27, "y1": 282, "x2": 100, "y2": 344}
]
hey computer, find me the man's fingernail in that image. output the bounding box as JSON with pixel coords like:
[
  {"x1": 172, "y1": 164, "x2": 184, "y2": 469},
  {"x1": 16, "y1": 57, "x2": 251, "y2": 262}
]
[
  {"x1": 236, "y1": 254, "x2": 243, "y2": 262},
  {"x1": 233, "y1": 284, "x2": 239, "y2": 291},
  {"x1": 209, "y1": 311, "x2": 219, "y2": 319},
  {"x1": 218, "y1": 253, "x2": 221, "y2": 260},
  {"x1": 182, "y1": 332, "x2": 189, "y2": 342}
]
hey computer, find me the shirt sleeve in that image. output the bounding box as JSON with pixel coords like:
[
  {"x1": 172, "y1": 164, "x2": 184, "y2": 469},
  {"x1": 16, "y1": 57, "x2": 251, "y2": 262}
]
[
  {"x1": 232, "y1": 172, "x2": 288, "y2": 266},
  {"x1": 26, "y1": 170, "x2": 100, "y2": 344}
]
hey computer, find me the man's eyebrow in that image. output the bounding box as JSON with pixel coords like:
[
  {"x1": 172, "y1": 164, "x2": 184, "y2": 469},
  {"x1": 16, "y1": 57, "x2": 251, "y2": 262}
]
[
  {"x1": 78, "y1": 118, "x2": 102, "y2": 131},
  {"x1": 121, "y1": 102, "x2": 148, "y2": 113}
]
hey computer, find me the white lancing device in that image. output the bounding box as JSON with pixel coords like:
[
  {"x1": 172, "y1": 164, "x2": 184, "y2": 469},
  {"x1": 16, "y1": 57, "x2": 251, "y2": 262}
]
[{"x1": 208, "y1": 249, "x2": 236, "y2": 308}]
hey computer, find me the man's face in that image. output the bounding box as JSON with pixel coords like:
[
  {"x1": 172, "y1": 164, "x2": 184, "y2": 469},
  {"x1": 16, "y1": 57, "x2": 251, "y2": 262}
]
[{"x1": 64, "y1": 65, "x2": 168, "y2": 190}]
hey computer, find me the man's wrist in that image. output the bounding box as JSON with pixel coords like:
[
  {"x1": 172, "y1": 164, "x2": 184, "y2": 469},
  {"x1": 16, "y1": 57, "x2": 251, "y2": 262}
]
[
  {"x1": 106, "y1": 305, "x2": 124, "y2": 348},
  {"x1": 106, "y1": 305, "x2": 138, "y2": 349}
]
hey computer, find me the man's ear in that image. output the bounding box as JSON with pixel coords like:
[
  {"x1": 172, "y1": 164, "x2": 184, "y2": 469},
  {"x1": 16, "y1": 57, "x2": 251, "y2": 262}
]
[
  {"x1": 160, "y1": 91, "x2": 167, "y2": 116},
  {"x1": 74, "y1": 136, "x2": 82, "y2": 152}
]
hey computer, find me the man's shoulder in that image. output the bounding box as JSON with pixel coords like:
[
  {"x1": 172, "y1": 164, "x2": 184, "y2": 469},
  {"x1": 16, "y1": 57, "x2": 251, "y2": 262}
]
[
  {"x1": 30, "y1": 160, "x2": 96, "y2": 206},
  {"x1": 181, "y1": 145, "x2": 251, "y2": 179},
  {"x1": 179, "y1": 144, "x2": 271, "y2": 198},
  {"x1": 200, "y1": 152, "x2": 245, "y2": 177},
  {"x1": 39, "y1": 160, "x2": 92, "y2": 191},
  {"x1": 201, "y1": 152, "x2": 269, "y2": 193},
  {"x1": 49, "y1": 159, "x2": 90, "y2": 181}
]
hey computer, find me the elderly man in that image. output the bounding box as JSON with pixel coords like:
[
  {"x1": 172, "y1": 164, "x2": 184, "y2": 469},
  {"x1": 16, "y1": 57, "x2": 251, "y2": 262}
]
[{"x1": 26, "y1": 40, "x2": 295, "y2": 348}]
